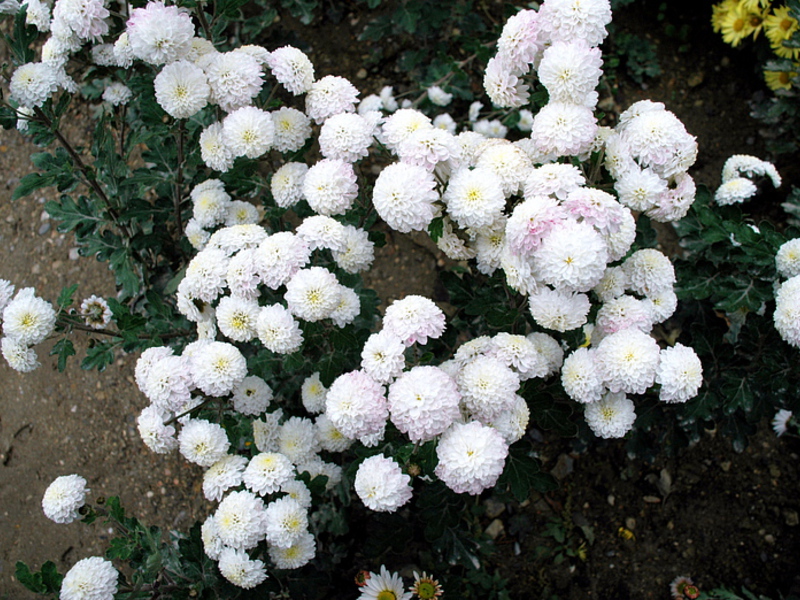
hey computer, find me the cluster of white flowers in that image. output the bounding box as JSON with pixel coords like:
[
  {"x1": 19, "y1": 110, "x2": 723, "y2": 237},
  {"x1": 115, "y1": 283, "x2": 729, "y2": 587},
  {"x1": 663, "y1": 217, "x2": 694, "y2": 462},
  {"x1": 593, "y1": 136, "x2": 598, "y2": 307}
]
[
  {"x1": 774, "y1": 241, "x2": 800, "y2": 348},
  {"x1": 1, "y1": 284, "x2": 56, "y2": 373},
  {"x1": 714, "y1": 154, "x2": 781, "y2": 206}
]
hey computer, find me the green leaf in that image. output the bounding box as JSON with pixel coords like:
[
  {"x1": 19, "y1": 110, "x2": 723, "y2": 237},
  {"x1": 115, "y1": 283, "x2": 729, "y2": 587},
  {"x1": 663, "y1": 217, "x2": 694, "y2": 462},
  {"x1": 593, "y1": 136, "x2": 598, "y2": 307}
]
[
  {"x1": 81, "y1": 341, "x2": 115, "y2": 371},
  {"x1": 497, "y1": 447, "x2": 553, "y2": 502},
  {"x1": 14, "y1": 562, "x2": 46, "y2": 594},
  {"x1": 57, "y1": 283, "x2": 79, "y2": 308},
  {"x1": 51, "y1": 338, "x2": 76, "y2": 373},
  {"x1": 527, "y1": 394, "x2": 578, "y2": 437},
  {"x1": 12, "y1": 172, "x2": 52, "y2": 201}
]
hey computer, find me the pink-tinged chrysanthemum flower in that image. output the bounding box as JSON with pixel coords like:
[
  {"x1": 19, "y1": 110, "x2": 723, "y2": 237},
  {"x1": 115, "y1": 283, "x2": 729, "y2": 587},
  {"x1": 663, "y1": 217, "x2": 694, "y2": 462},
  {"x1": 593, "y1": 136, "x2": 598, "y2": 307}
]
[
  {"x1": 126, "y1": 1, "x2": 194, "y2": 65},
  {"x1": 354, "y1": 454, "x2": 413, "y2": 512},
  {"x1": 388, "y1": 366, "x2": 461, "y2": 442},
  {"x1": 435, "y1": 421, "x2": 509, "y2": 495},
  {"x1": 382, "y1": 295, "x2": 446, "y2": 346}
]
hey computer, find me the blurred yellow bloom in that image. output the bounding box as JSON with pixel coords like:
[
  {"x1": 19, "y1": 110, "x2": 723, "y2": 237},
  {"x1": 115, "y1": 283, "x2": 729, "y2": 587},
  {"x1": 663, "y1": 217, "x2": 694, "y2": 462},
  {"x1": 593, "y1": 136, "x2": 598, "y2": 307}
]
[
  {"x1": 764, "y1": 6, "x2": 800, "y2": 59},
  {"x1": 712, "y1": 0, "x2": 740, "y2": 34},
  {"x1": 764, "y1": 68, "x2": 797, "y2": 91},
  {"x1": 720, "y1": 3, "x2": 757, "y2": 46}
]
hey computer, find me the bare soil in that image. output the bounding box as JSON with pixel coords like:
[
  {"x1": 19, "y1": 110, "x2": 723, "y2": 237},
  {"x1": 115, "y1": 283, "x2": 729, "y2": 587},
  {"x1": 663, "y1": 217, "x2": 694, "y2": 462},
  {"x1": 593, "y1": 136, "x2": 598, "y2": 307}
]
[{"x1": 1, "y1": 1, "x2": 798, "y2": 599}]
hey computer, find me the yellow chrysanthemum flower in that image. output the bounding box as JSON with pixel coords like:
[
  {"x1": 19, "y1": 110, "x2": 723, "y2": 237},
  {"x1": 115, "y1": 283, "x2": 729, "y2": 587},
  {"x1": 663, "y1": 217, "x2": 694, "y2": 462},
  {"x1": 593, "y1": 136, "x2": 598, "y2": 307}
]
[
  {"x1": 764, "y1": 6, "x2": 800, "y2": 59},
  {"x1": 720, "y1": 4, "x2": 757, "y2": 46},
  {"x1": 712, "y1": 0, "x2": 740, "y2": 33},
  {"x1": 740, "y1": 0, "x2": 769, "y2": 10},
  {"x1": 764, "y1": 68, "x2": 797, "y2": 91}
]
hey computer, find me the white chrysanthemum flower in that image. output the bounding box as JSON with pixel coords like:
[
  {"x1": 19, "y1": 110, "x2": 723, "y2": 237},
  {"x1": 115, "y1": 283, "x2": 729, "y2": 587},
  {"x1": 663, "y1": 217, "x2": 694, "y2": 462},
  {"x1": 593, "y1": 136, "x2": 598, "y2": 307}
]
[
  {"x1": 205, "y1": 51, "x2": 263, "y2": 113},
  {"x1": 256, "y1": 304, "x2": 304, "y2": 354},
  {"x1": 186, "y1": 36, "x2": 216, "y2": 63},
  {"x1": 489, "y1": 332, "x2": 544, "y2": 381},
  {"x1": 271, "y1": 106, "x2": 312, "y2": 153},
  {"x1": 380, "y1": 108, "x2": 433, "y2": 152},
  {"x1": 332, "y1": 225, "x2": 374, "y2": 274},
  {"x1": 42, "y1": 474, "x2": 88, "y2": 524},
  {"x1": 602, "y1": 205, "x2": 637, "y2": 262},
  {"x1": 772, "y1": 409, "x2": 793, "y2": 437},
  {"x1": 474, "y1": 218, "x2": 507, "y2": 275},
  {"x1": 215, "y1": 490, "x2": 268, "y2": 550},
  {"x1": 584, "y1": 391, "x2": 636, "y2": 439},
  {"x1": 523, "y1": 164, "x2": 585, "y2": 201},
  {"x1": 529, "y1": 287, "x2": 590, "y2": 332},
  {"x1": 319, "y1": 112, "x2": 375, "y2": 162},
  {"x1": 225, "y1": 200, "x2": 259, "y2": 227},
  {"x1": 52, "y1": 0, "x2": 109, "y2": 41},
  {"x1": 296, "y1": 457, "x2": 342, "y2": 489},
  {"x1": 214, "y1": 296, "x2": 258, "y2": 343},
  {"x1": 596, "y1": 295, "x2": 653, "y2": 336},
  {"x1": 487, "y1": 393, "x2": 530, "y2": 444},
  {"x1": 473, "y1": 118, "x2": 508, "y2": 139},
  {"x1": 231, "y1": 375, "x2": 273, "y2": 416},
  {"x1": 265, "y1": 496, "x2": 308, "y2": 548},
  {"x1": 497, "y1": 8, "x2": 541, "y2": 72},
  {"x1": 190, "y1": 341, "x2": 247, "y2": 397},
  {"x1": 253, "y1": 410, "x2": 283, "y2": 453},
  {"x1": 330, "y1": 286, "x2": 360, "y2": 328},
  {"x1": 281, "y1": 479, "x2": 312, "y2": 509},
  {"x1": 645, "y1": 171, "x2": 696, "y2": 223},
  {"x1": 0, "y1": 279, "x2": 15, "y2": 313},
  {"x1": 134, "y1": 346, "x2": 173, "y2": 394},
  {"x1": 207, "y1": 224, "x2": 268, "y2": 255},
  {"x1": 537, "y1": 41, "x2": 602, "y2": 106},
  {"x1": 199, "y1": 122, "x2": 234, "y2": 172},
  {"x1": 620, "y1": 107, "x2": 698, "y2": 179},
  {"x1": 502, "y1": 245, "x2": 538, "y2": 294},
  {"x1": 435, "y1": 421, "x2": 509, "y2": 495},
  {"x1": 389, "y1": 366, "x2": 461, "y2": 442},
  {"x1": 296, "y1": 215, "x2": 347, "y2": 253},
  {"x1": 271, "y1": 162, "x2": 308, "y2": 208},
  {"x1": 427, "y1": 85, "x2": 453, "y2": 106},
  {"x1": 623, "y1": 249, "x2": 675, "y2": 297},
  {"x1": 111, "y1": 31, "x2": 134, "y2": 67},
  {"x1": 102, "y1": 82, "x2": 132, "y2": 106},
  {"x1": 277, "y1": 416, "x2": 319, "y2": 465},
  {"x1": 483, "y1": 55, "x2": 530, "y2": 108},
  {"x1": 315, "y1": 413, "x2": 353, "y2": 452},
  {"x1": 775, "y1": 276, "x2": 800, "y2": 347},
  {"x1": 2, "y1": 288, "x2": 56, "y2": 346},
  {"x1": 539, "y1": 0, "x2": 612, "y2": 46},
  {"x1": 201, "y1": 515, "x2": 225, "y2": 560},
  {"x1": 284, "y1": 267, "x2": 341, "y2": 322},
  {"x1": 532, "y1": 101, "x2": 597, "y2": 157},
  {"x1": 438, "y1": 218, "x2": 478, "y2": 261},
  {"x1": 154, "y1": 60, "x2": 209, "y2": 119},
  {"x1": 243, "y1": 452, "x2": 294, "y2": 496},
  {"x1": 255, "y1": 232, "x2": 310, "y2": 289},
  {"x1": 533, "y1": 220, "x2": 608, "y2": 293},
  {"x1": 1, "y1": 336, "x2": 39, "y2": 372},
  {"x1": 358, "y1": 93, "x2": 383, "y2": 115},
  {"x1": 527, "y1": 332, "x2": 564, "y2": 377},
  {"x1": 594, "y1": 266, "x2": 628, "y2": 303},
  {"x1": 126, "y1": 1, "x2": 194, "y2": 65},
  {"x1": 444, "y1": 167, "x2": 506, "y2": 231},
  {"x1": 191, "y1": 180, "x2": 231, "y2": 228},
  {"x1": 655, "y1": 343, "x2": 703, "y2": 403},
  {"x1": 266, "y1": 46, "x2": 315, "y2": 95},
  {"x1": 302, "y1": 158, "x2": 359, "y2": 216},
  {"x1": 269, "y1": 530, "x2": 316, "y2": 569},
  {"x1": 355, "y1": 454, "x2": 413, "y2": 512},
  {"x1": 642, "y1": 288, "x2": 678, "y2": 324},
  {"x1": 218, "y1": 547, "x2": 268, "y2": 589},
  {"x1": 614, "y1": 166, "x2": 668, "y2": 213},
  {"x1": 595, "y1": 327, "x2": 660, "y2": 394},
  {"x1": 458, "y1": 355, "x2": 520, "y2": 423},
  {"x1": 433, "y1": 113, "x2": 457, "y2": 134},
  {"x1": 475, "y1": 141, "x2": 533, "y2": 197},
  {"x1": 777, "y1": 239, "x2": 800, "y2": 278},
  {"x1": 361, "y1": 331, "x2": 406, "y2": 385},
  {"x1": 178, "y1": 419, "x2": 230, "y2": 467},
  {"x1": 561, "y1": 347, "x2": 604, "y2": 404},
  {"x1": 714, "y1": 178, "x2": 758, "y2": 205},
  {"x1": 24, "y1": 0, "x2": 51, "y2": 31},
  {"x1": 142, "y1": 354, "x2": 192, "y2": 411},
  {"x1": 222, "y1": 106, "x2": 274, "y2": 159},
  {"x1": 505, "y1": 195, "x2": 565, "y2": 256},
  {"x1": 305, "y1": 75, "x2": 359, "y2": 123},
  {"x1": 203, "y1": 455, "x2": 247, "y2": 502},
  {"x1": 325, "y1": 370, "x2": 388, "y2": 441},
  {"x1": 397, "y1": 127, "x2": 456, "y2": 171},
  {"x1": 60, "y1": 557, "x2": 118, "y2": 600},
  {"x1": 721, "y1": 154, "x2": 781, "y2": 186},
  {"x1": 372, "y1": 162, "x2": 439, "y2": 233},
  {"x1": 224, "y1": 249, "x2": 259, "y2": 301},
  {"x1": 301, "y1": 372, "x2": 327, "y2": 414},
  {"x1": 9, "y1": 62, "x2": 57, "y2": 108},
  {"x1": 383, "y1": 295, "x2": 446, "y2": 346}
]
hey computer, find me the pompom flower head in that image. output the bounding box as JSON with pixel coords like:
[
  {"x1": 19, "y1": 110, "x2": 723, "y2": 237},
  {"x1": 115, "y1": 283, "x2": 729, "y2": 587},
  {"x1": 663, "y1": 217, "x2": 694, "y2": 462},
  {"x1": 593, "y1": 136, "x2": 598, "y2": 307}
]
[
  {"x1": 354, "y1": 454, "x2": 413, "y2": 512},
  {"x1": 60, "y1": 556, "x2": 118, "y2": 600},
  {"x1": 42, "y1": 474, "x2": 89, "y2": 524}
]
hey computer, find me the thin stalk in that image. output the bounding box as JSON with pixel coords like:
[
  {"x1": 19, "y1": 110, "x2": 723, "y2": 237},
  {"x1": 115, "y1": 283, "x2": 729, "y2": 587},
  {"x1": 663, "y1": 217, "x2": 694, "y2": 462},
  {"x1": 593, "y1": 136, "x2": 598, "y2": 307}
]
[
  {"x1": 33, "y1": 106, "x2": 133, "y2": 240},
  {"x1": 165, "y1": 396, "x2": 217, "y2": 426},
  {"x1": 195, "y1": 0, "x2": 214, "y2": 41}
]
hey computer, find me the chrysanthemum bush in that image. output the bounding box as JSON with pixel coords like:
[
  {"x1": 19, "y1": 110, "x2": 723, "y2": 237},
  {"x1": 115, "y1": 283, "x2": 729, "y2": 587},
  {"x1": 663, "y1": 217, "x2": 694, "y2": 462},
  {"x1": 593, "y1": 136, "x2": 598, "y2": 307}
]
[{"x1": 2, "y1": 0, "x2": 799, "y2": 596}]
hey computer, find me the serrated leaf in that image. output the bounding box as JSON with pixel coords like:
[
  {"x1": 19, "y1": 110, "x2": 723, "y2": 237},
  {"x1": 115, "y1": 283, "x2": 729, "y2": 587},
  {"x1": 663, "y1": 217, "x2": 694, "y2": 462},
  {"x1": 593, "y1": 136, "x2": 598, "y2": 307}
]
[
  {"x1": 14, "y1": 562, "x2": 46, "y2": 594},
  {"x1": 497, "y1": 447, "x2": 548, "y2": 502},
  {"x1": 51, "y1": 338, "x2": 76, "y2": 372},
  {"x1": 13, "y1": 172, "x2": 52, "y2": 201},
  {"x1": 57, "y1": 283, "x2": 79, "y2": 308}
]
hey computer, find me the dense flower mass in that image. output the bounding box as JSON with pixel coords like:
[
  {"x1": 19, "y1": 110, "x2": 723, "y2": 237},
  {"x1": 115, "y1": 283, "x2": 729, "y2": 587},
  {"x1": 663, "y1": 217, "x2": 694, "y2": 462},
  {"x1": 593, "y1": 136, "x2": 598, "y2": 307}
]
[
  {"x1": 60, "y1": 557, "x2": 118, "y2": 600},
  {"x1": 42, "y1": 474, "x2": 89, "y2": 524}
]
